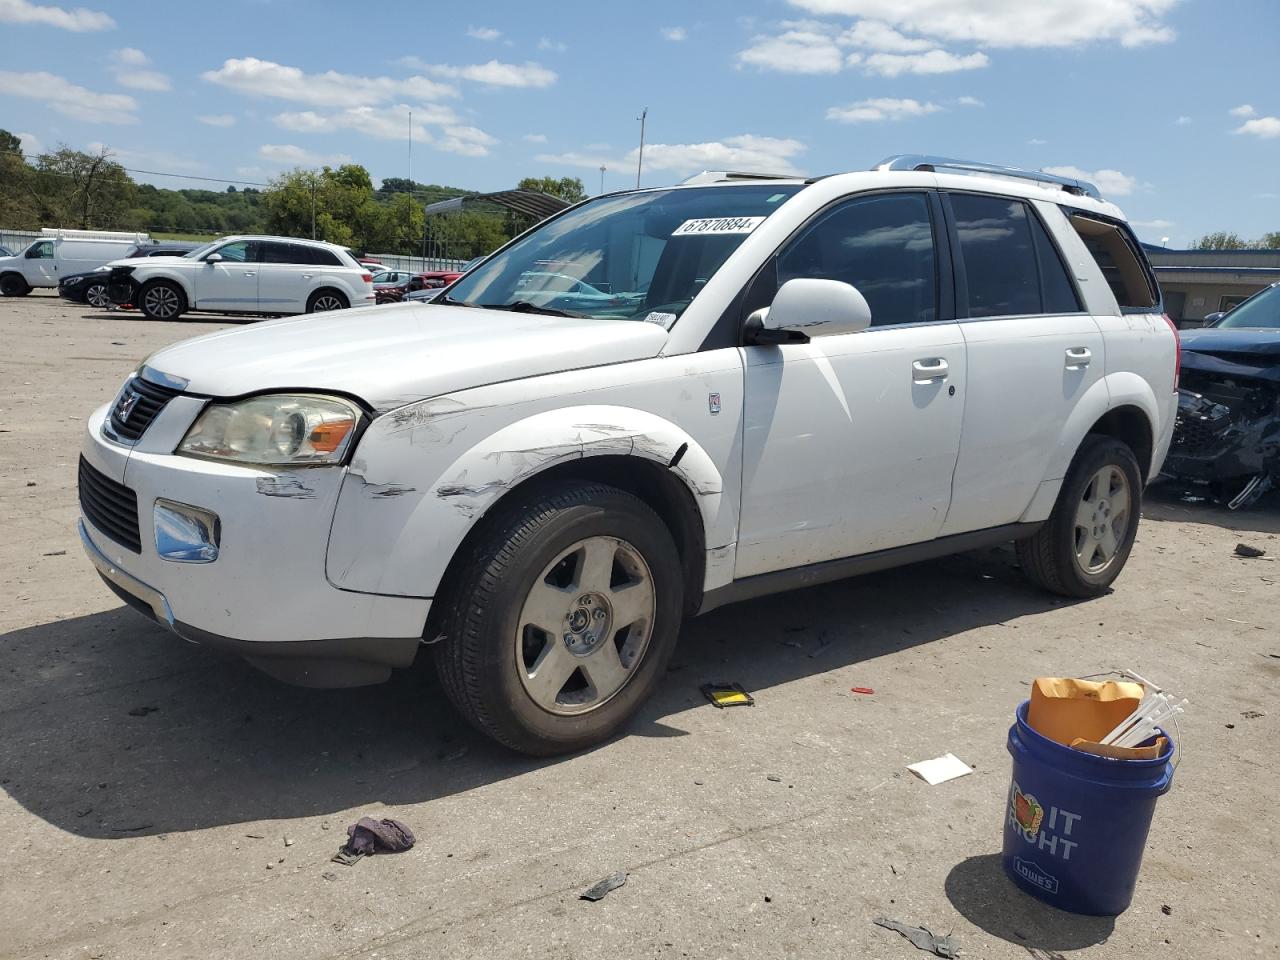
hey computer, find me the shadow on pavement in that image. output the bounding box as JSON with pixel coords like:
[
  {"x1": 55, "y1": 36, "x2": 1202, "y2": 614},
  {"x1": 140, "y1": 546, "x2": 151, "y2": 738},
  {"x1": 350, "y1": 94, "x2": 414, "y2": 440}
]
[
  {"x1": 945, "y1": 854, "x2": 1115, "y2": 950},
  {"x1": 1, "y1": 544, "x2": 1075, "y2": 839},
  {"x1": 1144, "y1": 480, "x2": 1280, "y2": 536}
]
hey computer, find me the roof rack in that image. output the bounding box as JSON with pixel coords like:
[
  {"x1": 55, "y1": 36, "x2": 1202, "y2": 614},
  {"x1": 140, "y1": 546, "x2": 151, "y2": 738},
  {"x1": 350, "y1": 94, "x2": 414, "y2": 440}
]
[
  {"x1": 679, "y1": 170, "x2": 798, "y2": 185},
  {"x1": 873, "y1": 155, "x2": 1102, "y2": 200}
]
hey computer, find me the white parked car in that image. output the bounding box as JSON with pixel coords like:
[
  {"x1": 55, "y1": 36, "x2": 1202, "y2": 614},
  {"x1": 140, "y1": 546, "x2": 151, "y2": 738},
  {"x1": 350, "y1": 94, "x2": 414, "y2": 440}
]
[
  {"x1": 104, "y1": 235, "x2": 375, "y2": 320},
  {"x1": 78, "y1": 156, "x2": 1178, "y2": 755},
  {"x1": 0, "y1": 229, "x2": 149, "y2": 296}
]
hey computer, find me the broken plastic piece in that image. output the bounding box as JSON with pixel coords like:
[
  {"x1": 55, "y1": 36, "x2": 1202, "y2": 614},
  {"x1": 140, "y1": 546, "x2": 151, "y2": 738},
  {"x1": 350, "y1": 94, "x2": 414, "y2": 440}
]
[
  {"x1": 1235, "y1": 543, "x2": 1267, "y2": 558},
  {"x1": 906, "y1": 754, "x2": 973, "y2": 785},
  {"x1": 580, "y1": 871, "x2": 627, "y2": 901},
  {"x1": 701, "y1": 682, "x2": 755, "y2": 708},
  {"x1": 873, "y1": 916, "x2": 959, "y2": 958},
  {"x1": 851, "y1": 686, "x2": 875, "y2": 695}
]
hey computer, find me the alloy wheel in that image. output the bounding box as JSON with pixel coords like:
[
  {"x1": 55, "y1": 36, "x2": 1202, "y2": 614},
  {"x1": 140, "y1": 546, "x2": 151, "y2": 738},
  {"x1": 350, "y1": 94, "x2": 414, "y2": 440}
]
[
  {"x1": 1073, "y1": 465, "x2": 1131, "y2": 574},
  {"x1": 312, "y1": 295, "x2": 344, "y2": 312},
  {"x1": 86, "y1": 284, "x2": 110, "y2": 308},
  {"x1": 515, "y1": 536, "x2": 656, "y2": 716},
  {"x1": 143, "y1": 285, "x2": 179, "y2": 319}
]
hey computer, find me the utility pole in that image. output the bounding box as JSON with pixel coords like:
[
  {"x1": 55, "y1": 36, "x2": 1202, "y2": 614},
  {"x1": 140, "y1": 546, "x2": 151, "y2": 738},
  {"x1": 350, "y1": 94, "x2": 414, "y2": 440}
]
[
  {"x1": 310, "y1": 174, "x2": 317, "y2": 240},
  {"x1": 599, "y1": 164, "x2": 606, "y2": 195},
  {"x1": 635, "y1": 107, "x2": 647, "y2": 188}
]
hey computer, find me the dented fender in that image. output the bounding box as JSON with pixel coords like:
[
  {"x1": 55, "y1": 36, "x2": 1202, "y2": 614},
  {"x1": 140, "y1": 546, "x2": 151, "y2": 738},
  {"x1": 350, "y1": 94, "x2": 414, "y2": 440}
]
[{"x1": 326, "y1": 404, "x2": 731, "y2": 599}]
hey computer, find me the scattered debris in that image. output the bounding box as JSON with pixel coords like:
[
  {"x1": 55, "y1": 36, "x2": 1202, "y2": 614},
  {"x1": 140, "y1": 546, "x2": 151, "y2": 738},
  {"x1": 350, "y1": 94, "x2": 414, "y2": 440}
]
[
  {"x1": 25, "y1": 481, "x2": 36, "y2": 487},
  {"x1": 766, "y1": 774, "x2": 783, "y2": 783},
  {"x1": 580, "y1": 871, "x2": 627, "y2": 902},
  {"x1": 851, "y1": 686, "x2": 875, "y2": 695},
  {"x1": 127, "y1": 705, "x2": 159, "y2": 717},
  {"x1": 283, "y1": 836, "x2": 294, "y2": 847},
  {"x1": 1226, "y1": 723, "x2": 1236, "y2": 730},
  {"x1": 109, "y1": 824, "x2": 152, "y2": 833},
  {"x1": 332, "y1": 816, "x2": 415, "y2": 866},
  {"x1": 693, "y1": 780, "x2": 704, "y2": 786},
  {"x1": 701, "y1": 682, "x2": 755, "y2": 708},
  {"x1": 322, "y1": 871, "x2": 337, "y2": 881},
  {"x1": 1242, "y1": 710, "x2": 1265, "y2": 720},
  {"x1": 906, "y1": 754, "x2": 973, "y2": 786},
  {"x1": 873, "y1": 916, "x2": 959, "y2": 958},
  {"x1": 245, "y1": 833, "x2": 265, "y2": 839},
  {"x1": 764, "y1": 896, "x2": 772, "y2": 903},
  {"x1": 41, "y1": 550, "x2": 66, "y2": 557},
  {"x1": 1235, "y1": 543, "x2": 1267, "y2": 559},
  {"x1": 1162, "y1": 904, "x2": 1173, "y2": 916}
]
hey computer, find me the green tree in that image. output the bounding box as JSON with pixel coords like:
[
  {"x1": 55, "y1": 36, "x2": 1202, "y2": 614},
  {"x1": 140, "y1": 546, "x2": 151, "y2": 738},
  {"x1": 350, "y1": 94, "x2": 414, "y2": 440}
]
[
  {"x1": 0, "y1": 128, "x2": 22, "y2": 156},
  {"x1": 517, "y1": 175, "x2": 587, "y2": 204},
  {"x1": 31, "y1": 146, "x2": 137, "y2": 229},
  {"x1": 1257, "y1": 231, "x2": 1280, "y2": 249},
  {"x1": 1193, "y1": 231, "x2": 1248, "y2": 250},
  {"x1": 0, "y1": 138, "x2": 38, "y2": 228},
  {"x1": 262, "y1": 164, "x2": 379, "y2": 247}
]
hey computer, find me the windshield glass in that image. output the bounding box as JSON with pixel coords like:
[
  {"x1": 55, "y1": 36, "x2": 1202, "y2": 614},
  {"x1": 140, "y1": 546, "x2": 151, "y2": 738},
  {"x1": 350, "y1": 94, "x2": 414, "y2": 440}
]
[
  {"x1": 445, "y1": 184, "x2": 804, "y2": 321},
  {"x1": 1216, "y1": 284, "x2": 1280, "y2": 329},
  {"x1": 184, "y1": 239, "x2": 225, "y2": 260}
]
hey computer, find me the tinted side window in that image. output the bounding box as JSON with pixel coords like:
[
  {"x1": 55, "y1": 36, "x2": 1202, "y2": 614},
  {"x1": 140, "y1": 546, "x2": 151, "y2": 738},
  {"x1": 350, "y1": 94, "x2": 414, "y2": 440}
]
[
  {"x1": 309, "y1": 247, "x2": 342, "y2": 266},
  {"x1": 213, "y1": 240, "x2": 260, "y2": 263},
  {"x1": 950, "y1": 194, "x2": 1040, "y2": 318},
  {"x1": 1068, "y1": 214, "x2": 1158, "y2": 310},
  {"x1": 777, "y1": 192, "x2": 936, "y2": 326},
  {"x1": 1029, "y1": 213, "x2": 1082, "y2": 313}
]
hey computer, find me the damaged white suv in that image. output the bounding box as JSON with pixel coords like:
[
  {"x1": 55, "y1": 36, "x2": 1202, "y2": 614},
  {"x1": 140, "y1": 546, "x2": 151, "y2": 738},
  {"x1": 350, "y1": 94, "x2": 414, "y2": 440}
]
[{"x1": 78, "y1": 156, "x2": 1178, "y2": 755}]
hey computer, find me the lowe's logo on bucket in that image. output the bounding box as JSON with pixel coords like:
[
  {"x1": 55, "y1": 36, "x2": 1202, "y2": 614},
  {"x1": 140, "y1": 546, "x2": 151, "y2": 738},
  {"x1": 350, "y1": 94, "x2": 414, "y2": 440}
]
[{"x1": 1013, "y1": 857, "x2": 1059, "y2": 894}]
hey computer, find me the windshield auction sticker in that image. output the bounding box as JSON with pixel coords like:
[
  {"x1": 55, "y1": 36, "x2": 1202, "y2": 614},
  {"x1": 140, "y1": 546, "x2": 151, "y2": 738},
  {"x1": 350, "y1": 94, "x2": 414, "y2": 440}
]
[{"x1": 672, "y1": 216, "x2": 766, "y2": 236}]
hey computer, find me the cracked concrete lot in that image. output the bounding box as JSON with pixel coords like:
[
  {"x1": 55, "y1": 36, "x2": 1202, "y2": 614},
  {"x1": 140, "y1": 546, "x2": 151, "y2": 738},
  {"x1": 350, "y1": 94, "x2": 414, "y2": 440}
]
[{"x1": 2, "y1": 292, "x2": 1277, "y2": 959}]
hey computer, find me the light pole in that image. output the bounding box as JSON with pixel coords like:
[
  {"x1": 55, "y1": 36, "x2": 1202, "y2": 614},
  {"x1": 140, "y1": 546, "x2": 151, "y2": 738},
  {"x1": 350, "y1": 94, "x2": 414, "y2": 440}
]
[
  {"x1": 635, "y1": 107, "x2": 647, "y2": 188},
  {"x1": 599, "y1": 164, "x2": 606, "y2": 195}
]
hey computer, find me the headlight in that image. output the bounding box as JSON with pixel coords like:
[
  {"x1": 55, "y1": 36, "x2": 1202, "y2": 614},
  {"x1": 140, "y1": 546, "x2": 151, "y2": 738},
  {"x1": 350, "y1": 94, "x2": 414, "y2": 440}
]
[{"x1": 177, "y1": 394, "x2": 361, "y2": 465}]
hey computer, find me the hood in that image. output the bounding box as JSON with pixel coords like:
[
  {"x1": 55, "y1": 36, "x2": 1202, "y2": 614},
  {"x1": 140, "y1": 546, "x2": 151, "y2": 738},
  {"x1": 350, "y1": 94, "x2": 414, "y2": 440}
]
[
  {"x1": 1180, "y1": 326, "x2": 1280, "y2": 383},
  {"x1": 107, "y1": 255, "x2": 190, "y2": 268},
  {"x1": 142, "y1": 302, "x2": 669, "y2": 411}
]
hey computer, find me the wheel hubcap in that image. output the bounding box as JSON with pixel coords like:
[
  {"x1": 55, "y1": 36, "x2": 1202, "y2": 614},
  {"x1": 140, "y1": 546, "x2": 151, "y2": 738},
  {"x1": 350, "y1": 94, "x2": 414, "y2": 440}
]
[
  {"x1": 1074, "y1": 465, "x2": 1131, "y2": 575},
  {"x1": 515, "y1": 536, "x2": 655, "y2": 716},
  {"x1": 145, "y1": 286, "x2": 178, "y2": 317}
]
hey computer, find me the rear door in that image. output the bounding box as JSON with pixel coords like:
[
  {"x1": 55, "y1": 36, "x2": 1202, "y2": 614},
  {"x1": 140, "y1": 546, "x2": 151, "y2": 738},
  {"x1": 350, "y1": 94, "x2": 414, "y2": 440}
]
[
  {"x1": 257, "y1": 242, "x2": 312, "y2": 313},
  {"x1": 737, "y1": 191, "x2": 967, "y2": 577},
  {"x1": 193, "y1": 239, "x2": 261, "y2": 309},
  {"x1": 939, "y1": 192, "x2": 1104, "y2": 535}
]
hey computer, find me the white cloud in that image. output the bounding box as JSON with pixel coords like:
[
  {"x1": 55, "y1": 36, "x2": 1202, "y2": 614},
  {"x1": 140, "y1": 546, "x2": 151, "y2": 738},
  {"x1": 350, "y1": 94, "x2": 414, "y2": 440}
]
[
  {"x1": 426, "y1": 59, "x2": 556, "y2": 88},
  {"x1": 86, "y1": 141, "x2": 203, "y2": 172},
  {"x1": 0, "y1": 69, "x2": 137, "y2": 123},
  {"x1": 538, "y1": 134, "x2": 808, "y2": 176},
  {"x1": 522, "y1": 133, "x2": 548, "y2": 143},
  {"x1": 1228, "y1": 104, "x2": 1256, "y2": 118},
  {"x1": 1027, "y1": 137, "x2": 1047, "y2": 145},
  {"x1": 17, "y1": 131, "x2": 43, "y2": 155},
  {"x1": 1174, "y1": 115, "x2": 1191, "y2": 125},
  {"x1": 109, "y1": 47, "x2": 170, "y2": 90},
  {"x1": 662, "y1": 26, "x2": 687, "y2": 41},
  {"x1": 275, "y1": 103, "x2": 459, "y2": 140},
  {"x1": 839, "y1": 19, "x2": 933, "y2": 51},
  {"x1": 203, "y1": 58, "x2": 457, "y2": 107},
  {"x1": 738, "y1": 28, "x2": 845, "y2": 74},
  {"x1": 1042, "y1": 165, "x2": 1138, "y2": 196},
  {"x1": 0, "y1": 0, "x2": 113, "y2": 31},
  {"x1": 198, "y1": 114, "x2": 236, "y2": 127},
  {"x1": 863, "y1": 48, "x2": 988, "y2": 75},
  {"x1": 1235, "y1": 117, "x2": 1280, "y2": 139},
  {"x1": 826, "y1": 97, "x2": 941, "y2": 123},
  {"x1": 955, "y1": 95, "x2": 983, "y2": 107},
  {"x1": 1132, "y1": 219, "x2": 1173, "y2": 229},
  {"x1": 466, "y1": 25, "x2": 500, "y2": 40},
  {"x1": 258, "y1": 144, "x2": 351, "y2": 167},
  {"x1": 785, "y1": 0, "x2": 1178, "y2": 48},
  {"x1": 439, "y1": 125, "x2": 499, "y2": 157},
  {"x1": 537, "y1": 37, "x2": 566, "y2": 52}
]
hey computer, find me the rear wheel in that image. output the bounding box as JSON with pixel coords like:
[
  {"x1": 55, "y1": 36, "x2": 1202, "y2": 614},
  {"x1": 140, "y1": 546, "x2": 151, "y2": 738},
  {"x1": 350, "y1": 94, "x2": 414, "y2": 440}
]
[
  {"x1": 307, "y1": 289, "x2": 348, "y2": 313},
  {"x1": 139, "y1": 280, "x2": 186, "y2": 320},
  {"x1": 0, "y1": 273, "x2": 29, "y2": 297},
  {"x1": 1017, "y1": 435, "x2": 1142, "y2": 597},
  {"x1": 434, "y1": 482, "x2": 684, "y2": 756}
]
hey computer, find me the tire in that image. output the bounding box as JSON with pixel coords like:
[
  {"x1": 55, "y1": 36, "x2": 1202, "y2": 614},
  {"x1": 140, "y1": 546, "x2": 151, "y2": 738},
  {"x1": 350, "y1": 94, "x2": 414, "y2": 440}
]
[
  {"x1": 138, "y1": 280, "x2": 187, "y2": 320},
  {"x1": 307, "y1": 289, "x2": 348, "y2": 313},
  {"x1": 1016, "y1": 435, "x2": 1143, "y2": 597},
  {"x1": 0, "y1": 273, "x2": 30, "y2": 297},
  {"x1": 85, "y1": 282, "x2": 111, "y2": 309},
  {"x1": 434, "y1": 481, "x2": 684, "y2": 756}
]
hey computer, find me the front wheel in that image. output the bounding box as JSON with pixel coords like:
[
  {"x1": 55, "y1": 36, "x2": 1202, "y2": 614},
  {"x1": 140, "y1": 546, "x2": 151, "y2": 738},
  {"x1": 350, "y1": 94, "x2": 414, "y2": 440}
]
[
  {"x1": 1016, "y1": 435, "x2": 1143, "y2": 597},
  {"x1": 139, "y1": 280, "x2": 187, "y2": 320},
  {"x1": 434, "y1": 482, "x2": 684, "y2": 756},
  {"x1": 0, "y1": 274, "x2": 30, "y2": 297},
  {"x1": 85, "y1": 281, "x2": 111, "y2": 309}
]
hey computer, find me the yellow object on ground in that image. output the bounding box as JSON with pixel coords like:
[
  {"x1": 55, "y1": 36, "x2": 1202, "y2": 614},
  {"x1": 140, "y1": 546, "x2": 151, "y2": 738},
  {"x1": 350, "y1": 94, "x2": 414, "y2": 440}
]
[{"x1": 1028, "y1": 677, "x2": 1144, "y2": 746}]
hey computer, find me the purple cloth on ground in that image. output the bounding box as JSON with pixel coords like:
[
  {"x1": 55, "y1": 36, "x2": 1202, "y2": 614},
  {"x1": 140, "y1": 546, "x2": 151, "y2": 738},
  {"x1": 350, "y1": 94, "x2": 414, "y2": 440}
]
[{"x1": 346, "y1": 817, "x2": 415, "y2": 855}]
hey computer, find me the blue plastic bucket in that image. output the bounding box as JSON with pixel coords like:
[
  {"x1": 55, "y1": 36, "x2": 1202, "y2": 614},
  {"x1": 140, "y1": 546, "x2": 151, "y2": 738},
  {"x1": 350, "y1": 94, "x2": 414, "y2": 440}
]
[{"x1": 1002, "y1": 699, "x2": 1174, "y2": 916}]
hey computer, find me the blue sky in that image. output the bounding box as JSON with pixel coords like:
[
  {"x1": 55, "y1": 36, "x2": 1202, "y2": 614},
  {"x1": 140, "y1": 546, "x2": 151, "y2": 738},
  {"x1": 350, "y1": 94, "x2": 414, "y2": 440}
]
[{"x1": 0, "y1": 0, "x2": 1276, "y2": 246}]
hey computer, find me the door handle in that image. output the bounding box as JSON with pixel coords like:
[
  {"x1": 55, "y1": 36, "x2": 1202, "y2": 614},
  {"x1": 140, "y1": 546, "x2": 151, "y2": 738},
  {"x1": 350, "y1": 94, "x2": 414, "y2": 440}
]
[
  {"x1": 301, "y1": 274, "x2": 313, "y2": 280},
  {"x1": 912, "y1": 358, "x2": 949, "y2": 382},
  {"x1": 243, "y1": 271, "x2": 256, "y2": 277},
  {"x1": 1065, "y1": 347, "x2": 1092, "y2": 369}
]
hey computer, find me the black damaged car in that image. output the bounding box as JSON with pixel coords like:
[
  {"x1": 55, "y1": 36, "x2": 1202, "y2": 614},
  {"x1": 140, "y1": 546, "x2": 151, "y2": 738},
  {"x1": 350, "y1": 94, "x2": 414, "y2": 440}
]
[{"x1": 1166, "y1": 282, "x2": 1280, "y2": 508}]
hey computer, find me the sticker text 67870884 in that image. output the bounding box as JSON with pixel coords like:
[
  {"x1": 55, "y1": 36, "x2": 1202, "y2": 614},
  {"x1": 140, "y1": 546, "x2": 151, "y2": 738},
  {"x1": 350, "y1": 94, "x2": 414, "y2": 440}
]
[{"x1": 671, "y1": 216, "x2": 766, "y2": 237}]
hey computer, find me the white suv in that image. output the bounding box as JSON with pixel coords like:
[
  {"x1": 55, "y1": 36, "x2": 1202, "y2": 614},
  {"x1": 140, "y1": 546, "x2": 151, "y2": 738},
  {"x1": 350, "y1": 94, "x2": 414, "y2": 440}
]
[
  {"x1": 77, "y1": 156, "x2": 1178, "y2": 755},
  {"x1": 104, "y1": 235, "x2": 374, "y2": 320}
]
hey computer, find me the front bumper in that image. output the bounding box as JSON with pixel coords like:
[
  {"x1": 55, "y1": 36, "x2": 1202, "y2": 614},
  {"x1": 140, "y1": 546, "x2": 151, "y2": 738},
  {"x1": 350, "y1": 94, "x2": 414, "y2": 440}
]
[{"x1": 78, "y1": 400, "x2": 430, "y2": 687}]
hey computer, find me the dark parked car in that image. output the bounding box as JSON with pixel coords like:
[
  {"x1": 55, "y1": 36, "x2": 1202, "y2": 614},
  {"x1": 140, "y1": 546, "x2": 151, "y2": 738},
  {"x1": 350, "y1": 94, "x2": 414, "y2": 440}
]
[{"x1": 1165, "y1": 282, "x2": 1280, "y2": 508}]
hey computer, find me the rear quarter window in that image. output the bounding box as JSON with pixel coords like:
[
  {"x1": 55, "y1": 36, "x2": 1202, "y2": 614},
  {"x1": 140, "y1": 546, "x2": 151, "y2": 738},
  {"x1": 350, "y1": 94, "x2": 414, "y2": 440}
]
[{"x1": 1067, "y1": 213, "x2": 1158, "y2": 311}]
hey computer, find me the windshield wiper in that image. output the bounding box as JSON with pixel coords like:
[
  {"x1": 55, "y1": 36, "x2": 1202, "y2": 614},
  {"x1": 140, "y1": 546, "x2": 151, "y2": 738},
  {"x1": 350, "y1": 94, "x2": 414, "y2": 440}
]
[
  {"x1": 484, "y1": 300, "x2": 588, "y2": 318},
  {"x1": 440, "y1": 294, "x2": 478, "y2": 308}
]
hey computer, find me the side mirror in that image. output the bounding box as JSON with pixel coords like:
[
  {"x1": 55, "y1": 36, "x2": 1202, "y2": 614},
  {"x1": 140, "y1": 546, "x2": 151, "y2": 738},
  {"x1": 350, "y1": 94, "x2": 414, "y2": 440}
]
[
  {"x1": 1201, "y1": 311, "x2": 1225, "y2": 326},
  {"x1": 204, "y1": 253, "x2": 223, "y2": 264},
  {"x1": 746, "y1": 278, "x2": 872, "y2": 345}
]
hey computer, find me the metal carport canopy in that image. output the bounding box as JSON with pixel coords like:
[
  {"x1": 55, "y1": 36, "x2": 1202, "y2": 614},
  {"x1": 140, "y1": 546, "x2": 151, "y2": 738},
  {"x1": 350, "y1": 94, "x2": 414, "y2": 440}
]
[{"x1": 421, "y1": 189, "x2": 571, "y2": 221}]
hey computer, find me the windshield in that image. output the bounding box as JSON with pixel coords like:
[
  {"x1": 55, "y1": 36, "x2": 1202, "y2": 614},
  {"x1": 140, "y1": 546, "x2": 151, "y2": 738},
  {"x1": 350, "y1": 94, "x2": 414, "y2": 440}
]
[
  {"x1": 445, "y1": 184, "x2": 803, "y2": 322},
  {"x1": 1215, "y1": 284, "x2": 1280, "y2": 330}
]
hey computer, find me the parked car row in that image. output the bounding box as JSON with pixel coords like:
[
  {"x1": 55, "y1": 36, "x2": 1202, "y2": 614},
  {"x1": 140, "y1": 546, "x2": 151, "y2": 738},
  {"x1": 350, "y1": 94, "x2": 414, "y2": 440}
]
[
  {"x1": 1, "y1": 229, "x2": 151, "y2": 296},
  {"x1": 76, "y1": 156, "x2": 1179, "y2": 757}
]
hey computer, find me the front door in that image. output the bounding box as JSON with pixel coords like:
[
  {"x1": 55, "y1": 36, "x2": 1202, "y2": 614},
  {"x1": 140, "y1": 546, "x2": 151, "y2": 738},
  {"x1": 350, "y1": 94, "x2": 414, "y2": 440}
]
[
  {"x1": 737, "y1": 192, "x2": 966, "y2": 578},
  {"x1": 25, "y1": 240, "x2": 57, "y2": 284},
  {"x1": 194, "y1": 239, "x2": 260, "y2": 309}
]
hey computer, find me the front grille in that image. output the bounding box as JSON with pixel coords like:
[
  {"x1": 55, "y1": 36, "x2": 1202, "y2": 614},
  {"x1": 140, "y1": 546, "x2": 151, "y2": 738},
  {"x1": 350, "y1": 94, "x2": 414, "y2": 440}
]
[
  {"x1": 109, "y1": 376, "x2": 180, "y2": 442},
  {"x1": 1172, "y1": 411, "x2": 1229, "y2": 453},
  {"x1": 78, "y1": 456, "x2": 141, "y2": 553}
]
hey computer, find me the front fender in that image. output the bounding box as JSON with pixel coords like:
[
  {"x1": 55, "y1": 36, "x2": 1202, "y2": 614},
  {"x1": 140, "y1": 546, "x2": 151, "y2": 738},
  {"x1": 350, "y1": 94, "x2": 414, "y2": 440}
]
[{"x1": 326, "y1": 404, "x2": 729, "y2": 599}]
